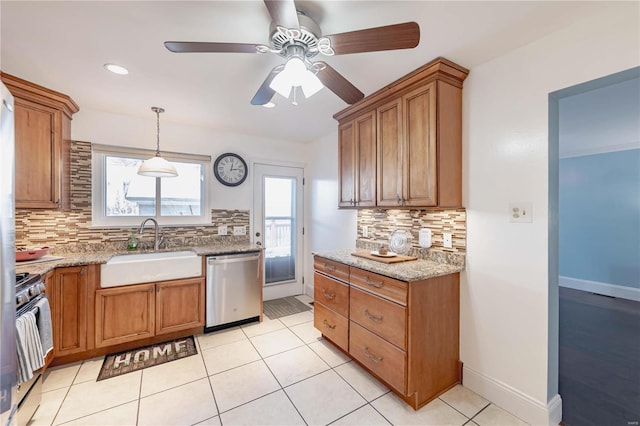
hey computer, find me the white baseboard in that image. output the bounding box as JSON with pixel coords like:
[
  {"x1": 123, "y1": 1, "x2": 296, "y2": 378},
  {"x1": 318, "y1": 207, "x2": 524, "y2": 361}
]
[
  {"x1": 559, "y1": 276, "x2": 640, "y2": 302},
  {"x1": 463, "y1": 366, "x2": 562, "y2": 425}
]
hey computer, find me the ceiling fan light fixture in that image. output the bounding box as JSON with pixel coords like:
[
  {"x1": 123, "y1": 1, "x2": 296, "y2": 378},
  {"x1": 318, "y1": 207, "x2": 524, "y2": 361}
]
[
  {"x1": 138, "y1": 106, "x2": 178, "y2": 178},
  {"x1": 269, "y1": 71, "x2": 293, "y2": 98},
  {"x1": 301, "y1": 71, "x2": 323, "y2": 98}
]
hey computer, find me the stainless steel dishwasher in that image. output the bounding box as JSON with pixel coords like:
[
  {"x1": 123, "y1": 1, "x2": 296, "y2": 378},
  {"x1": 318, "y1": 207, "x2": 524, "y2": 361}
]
[{"x1": 205, "y1": 251, "x2": 262, "y2": 332}]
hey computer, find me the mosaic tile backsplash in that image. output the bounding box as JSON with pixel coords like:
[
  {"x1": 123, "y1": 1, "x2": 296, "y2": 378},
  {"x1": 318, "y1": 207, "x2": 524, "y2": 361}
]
[
  {"x1": 15, "y1": 141, "x2": 249, "y2": 253},
  {"x1": 357, "y1": 208, "x2": 466, "y2": 254}
]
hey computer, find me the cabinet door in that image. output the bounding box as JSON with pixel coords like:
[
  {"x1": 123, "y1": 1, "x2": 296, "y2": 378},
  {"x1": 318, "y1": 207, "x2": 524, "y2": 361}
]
[
  {"x1": 52, "y1": 266, "x2": 88, "y2": 356},
  {"x1": 14, "y1": 98, "x2": 61, "y2": 209},
  {"x1": 354, "y1": 111, "x2": 376, "y2": 207},
  {"x1": 403, "y1": 82, "x2": 437, "y2": 207},
  {"x1": 156, "y1": 278, "x2": 205, "y2": 335},
  {"x1": 377, "y1": 98, "x2": 403, "y2": 206},
  {"x1": 338, "y1": 121, "x2": 356, "y2": 207},
  {"x1": 95, "y1": 283, "x2": 155, "y2": 348}
]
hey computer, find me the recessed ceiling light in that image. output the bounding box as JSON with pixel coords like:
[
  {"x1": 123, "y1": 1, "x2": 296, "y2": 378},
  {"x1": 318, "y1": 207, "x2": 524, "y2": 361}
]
[
  {"x1": 104, "y1": 63, "x2": 129, "y2": 75},
  {"x1": 262, "y1": 102, "x2": 275, "y2": 108}
]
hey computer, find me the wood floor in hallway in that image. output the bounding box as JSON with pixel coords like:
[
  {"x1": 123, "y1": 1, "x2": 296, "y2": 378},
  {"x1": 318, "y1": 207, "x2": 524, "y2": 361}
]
[{"x1": 559, "y1": 287, "x2": 640, "y2": 426}]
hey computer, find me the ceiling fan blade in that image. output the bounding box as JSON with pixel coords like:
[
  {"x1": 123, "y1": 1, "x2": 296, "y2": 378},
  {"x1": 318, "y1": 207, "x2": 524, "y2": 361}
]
[
  {"x1": 315, "y1": 62, "x2": 364, "y2": 105},
  {"x1": 251, "y1": 67, "x2": 281, "y2": 105},
  {"x1": 264, "y1": 0, "x2": 300, "y2": 29},
  {"x1": 325, "y1": 22, "x2": 420, "y2": 55},
  {"x1": 164, "y1": 41, "x2": 260, "y2": 53}
]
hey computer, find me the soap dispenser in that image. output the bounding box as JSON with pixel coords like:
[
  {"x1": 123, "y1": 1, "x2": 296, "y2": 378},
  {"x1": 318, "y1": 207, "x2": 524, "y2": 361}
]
[{"x1": 127, "y1": 232, "x2": 138, "y2": 251}]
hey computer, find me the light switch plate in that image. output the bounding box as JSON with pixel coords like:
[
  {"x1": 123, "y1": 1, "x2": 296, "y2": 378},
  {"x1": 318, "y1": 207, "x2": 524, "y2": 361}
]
[
  {"x1": 509, "y1": 203, "x2": 533, "y2": 223},
  {"x1": 419, "y1": 228, "x2": 432, "y2": 248},
  {"x1": 233, "y1": 226, "x2": 246, "y2": 236},
  {"x1": 217, "y1": 225, "x2": 227, "y2": 236}
]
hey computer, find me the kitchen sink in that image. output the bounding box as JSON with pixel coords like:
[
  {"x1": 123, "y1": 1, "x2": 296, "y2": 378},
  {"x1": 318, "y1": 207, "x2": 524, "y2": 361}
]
[{"x1": 100, "y1": 250, "x2": 202, "y2": 288}]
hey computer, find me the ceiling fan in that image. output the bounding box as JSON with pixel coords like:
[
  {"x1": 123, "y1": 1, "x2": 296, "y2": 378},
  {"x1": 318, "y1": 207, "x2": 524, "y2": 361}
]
[{"x1": 164, "y1": 0, "x2": 420, "y2": 106}]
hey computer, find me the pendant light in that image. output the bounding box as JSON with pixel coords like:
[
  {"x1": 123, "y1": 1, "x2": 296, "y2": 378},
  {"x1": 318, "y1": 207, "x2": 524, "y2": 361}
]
[{"x1": 137, "y1": 106, "x2": 178, "y2": 177}]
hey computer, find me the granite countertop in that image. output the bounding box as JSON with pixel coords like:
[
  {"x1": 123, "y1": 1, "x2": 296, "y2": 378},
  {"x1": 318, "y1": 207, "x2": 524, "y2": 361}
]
[
  {"x1": 314, "y1": 248, "x2": 463, "y2": 282},
  {"x1": 16, "y1": 243, "x2": 261, "y2": 276}
]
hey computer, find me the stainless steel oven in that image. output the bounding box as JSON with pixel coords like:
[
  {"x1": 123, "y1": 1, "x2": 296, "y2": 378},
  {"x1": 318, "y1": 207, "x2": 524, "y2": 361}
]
[{"x1": 15, "y1": 272, "x2": 48, "y2": 426}]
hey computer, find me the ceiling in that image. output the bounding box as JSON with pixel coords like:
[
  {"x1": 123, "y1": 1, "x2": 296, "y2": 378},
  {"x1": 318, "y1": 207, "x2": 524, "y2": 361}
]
[{"x1": 0, "y1": 1, "x2": 621, "y2": 143}]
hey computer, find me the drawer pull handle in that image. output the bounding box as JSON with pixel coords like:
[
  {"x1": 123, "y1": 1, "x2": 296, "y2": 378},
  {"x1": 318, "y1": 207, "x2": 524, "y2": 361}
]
[
  {"x1": 364, "y1": 309, "x2": 383, "y2": 322},
  {"x1": 365, "y1": 276, "x2": 383, "y2": 288},
  {"x1": 321, "y1": 289, "x2": 336, "y2": 300},
  {"x1": 364, "y1": 347, "x2": 383, "y2": 364},
  {"x1": 323, "y1": 263, "x2": 336, "y2": 272},
  {"x1": 323, "y1": 319, "x2": 336, "y2": 330}
]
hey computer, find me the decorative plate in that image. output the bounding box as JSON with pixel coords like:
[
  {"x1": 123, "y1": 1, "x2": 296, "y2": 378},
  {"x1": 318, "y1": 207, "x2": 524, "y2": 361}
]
[
  {"x1": 389, "y1": 230, "x2": 413, "y2": 255},
  {"x1": 370, "y1": 250, "x2": 397, "y2": 258}
]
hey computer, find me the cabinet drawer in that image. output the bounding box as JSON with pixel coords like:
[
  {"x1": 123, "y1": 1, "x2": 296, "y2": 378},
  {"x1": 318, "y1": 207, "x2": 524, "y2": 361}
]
[
  {"x1": 349, "y1": 321, "x2": 406, "y2": 394},
  {"x1": 314, "y1": 257, "x2": 349, "y2": 282},
  {"x1": 349, "y1": 268, "x2": 407, "y2": 306},
  {"x1": 314, "y1": 302, "x2": 348, "y2": 352},
  {"x1": 350, "y1": 286, "x2": 406, "y2": 350},
  {"x1": 314, "y1": 272, "x2": 349, "y2": 317}
]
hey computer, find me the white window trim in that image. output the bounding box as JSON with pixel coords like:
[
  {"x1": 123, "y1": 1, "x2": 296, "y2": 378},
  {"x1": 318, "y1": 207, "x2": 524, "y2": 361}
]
[{"x1": 92, "y1": 144, "x2": 212, "y2": 227}]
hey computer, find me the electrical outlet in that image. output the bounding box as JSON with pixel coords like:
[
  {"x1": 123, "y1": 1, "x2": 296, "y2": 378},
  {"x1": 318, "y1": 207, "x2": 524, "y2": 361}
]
[
  {"x1": 233, "y1": 226, "x2": 246, "y2": 236},
  {"x1": 443, "y1": 233, "x2": 452, "y2": 249},
  {"x1": 217, "y1": 225, "x2": 227, "y2": 236},
  {"x1": 419, "y1": 228, "x2": 432, "y2": 248},
  {"x1": 509, "y1": 203, "x2": 533, "y2": 223},
  {"x1": 362, "y1": 225, "x2": 368, "y2": 238}
]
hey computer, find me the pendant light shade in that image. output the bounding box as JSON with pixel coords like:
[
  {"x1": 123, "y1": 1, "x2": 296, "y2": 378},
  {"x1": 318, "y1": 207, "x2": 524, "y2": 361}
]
[{"x1": 138, "y1": 106, "x2": 178, "y2": 178}]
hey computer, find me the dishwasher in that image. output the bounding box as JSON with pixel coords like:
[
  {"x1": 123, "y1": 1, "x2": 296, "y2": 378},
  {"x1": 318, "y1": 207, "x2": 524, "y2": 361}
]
[{"x1": 205, "y1": 251, "x2": 262, "y2": 332}]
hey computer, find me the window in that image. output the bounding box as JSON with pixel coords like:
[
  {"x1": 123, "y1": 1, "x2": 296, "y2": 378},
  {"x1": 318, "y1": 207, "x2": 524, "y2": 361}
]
[{"x1": 92, "y1": 145, "x2": 211, "y2": 226}]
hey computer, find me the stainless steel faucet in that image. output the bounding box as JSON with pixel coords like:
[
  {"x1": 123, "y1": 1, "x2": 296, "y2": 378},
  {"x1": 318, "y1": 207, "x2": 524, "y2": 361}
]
[{"x1": 138, "y1": 217, "x2": 161, "y2": 251}]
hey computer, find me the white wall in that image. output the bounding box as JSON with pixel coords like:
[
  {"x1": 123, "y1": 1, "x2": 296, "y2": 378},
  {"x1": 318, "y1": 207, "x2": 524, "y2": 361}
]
[
  {"x1": 304, "y1": 130, "x2": 357, "y2": 294},
  {"x1": 462, "y1": 5, "x2": 639, "y2": 425},
  {"x1": 72, "y1": 107, "x2": 309, "y2": 217}
]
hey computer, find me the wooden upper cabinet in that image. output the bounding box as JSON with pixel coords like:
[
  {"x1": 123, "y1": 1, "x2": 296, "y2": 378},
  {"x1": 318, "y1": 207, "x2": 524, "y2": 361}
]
[
  {"x1": 354, "y1": 111, "x2": 376, "y2": 207},
  {"x1": 377, "y1": 98, "x2": 403, "y2": 206},
  {"x1": 338, "y1": 121, "x2": 355, "y2": 207},
  {"x1": 403, "y1": 83, "x2": 437, "y2": 207},
  {"x1": 334, "y1": 57, "x2": 468, "y2": 208},
  {"x1": 338, "y1": 111, "x2": 376, "y2": 208},
  {"x1": 1, "y1": 72, "x2": 79, "y2": 209}
]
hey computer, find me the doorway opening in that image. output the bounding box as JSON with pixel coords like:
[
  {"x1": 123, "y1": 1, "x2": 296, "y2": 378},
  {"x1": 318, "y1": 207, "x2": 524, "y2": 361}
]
[{"x1": 549, "y1": 66, "x2": 640, "y2": 426}]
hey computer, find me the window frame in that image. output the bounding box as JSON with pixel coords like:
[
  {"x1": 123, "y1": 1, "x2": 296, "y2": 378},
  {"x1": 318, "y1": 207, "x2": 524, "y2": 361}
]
[{"x1": 91, "y1": 144, "x2": 212, "y2": 227}]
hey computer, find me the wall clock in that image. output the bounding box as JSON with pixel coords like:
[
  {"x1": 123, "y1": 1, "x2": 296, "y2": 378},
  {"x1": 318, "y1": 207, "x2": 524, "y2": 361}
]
[{"x1": 214, "y1": 153, "x2": 248, "y2": 187}]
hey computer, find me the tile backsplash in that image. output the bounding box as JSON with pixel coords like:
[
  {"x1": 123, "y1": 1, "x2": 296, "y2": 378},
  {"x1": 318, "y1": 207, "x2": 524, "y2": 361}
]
[
  {"x1": 15, "y1": 141, "x2": 249, "y2": 252},
  {"x1": 357, "y1": 208, "x2": 466, "y2": 254}
]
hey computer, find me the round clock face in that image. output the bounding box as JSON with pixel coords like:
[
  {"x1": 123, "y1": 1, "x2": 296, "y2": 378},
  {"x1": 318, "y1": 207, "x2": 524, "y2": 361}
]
[{"x1": 214, "y1": 153, "x2": 248, "y2": 186}]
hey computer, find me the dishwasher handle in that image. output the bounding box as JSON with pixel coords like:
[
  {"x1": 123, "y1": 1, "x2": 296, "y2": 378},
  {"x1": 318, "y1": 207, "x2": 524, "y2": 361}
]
[{"x1": 207, "y1": 252, "x2": 261, "y2": 265}]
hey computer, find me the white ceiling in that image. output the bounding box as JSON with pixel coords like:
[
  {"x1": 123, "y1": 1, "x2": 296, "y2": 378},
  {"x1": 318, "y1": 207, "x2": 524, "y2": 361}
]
[{"x1": 0, "y1": 1, "x2": 621, "y2": 143}]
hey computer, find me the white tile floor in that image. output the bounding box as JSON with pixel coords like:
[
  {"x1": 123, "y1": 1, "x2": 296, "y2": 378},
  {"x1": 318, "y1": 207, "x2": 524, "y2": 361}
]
[{"x1": 31, "y1": 296, "x2": 529, "y2": 426}]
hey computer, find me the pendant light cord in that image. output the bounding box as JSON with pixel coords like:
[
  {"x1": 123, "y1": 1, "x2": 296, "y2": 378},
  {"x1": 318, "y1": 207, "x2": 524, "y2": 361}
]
[{"x1": 151, "y1": 106, "x2": 165, "y2": 157}]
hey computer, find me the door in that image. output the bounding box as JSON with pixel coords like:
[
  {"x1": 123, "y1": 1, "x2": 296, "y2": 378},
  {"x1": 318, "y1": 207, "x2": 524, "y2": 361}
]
[
  {"x1": 338, "y1": 121, "x2": 356, "y2": 207},
  {"x1": 253, "y1": 163, "x2": 304, "y2": 301},
  {"x1": 354, "y1": 111, "x2": 377, "y2": 207}
]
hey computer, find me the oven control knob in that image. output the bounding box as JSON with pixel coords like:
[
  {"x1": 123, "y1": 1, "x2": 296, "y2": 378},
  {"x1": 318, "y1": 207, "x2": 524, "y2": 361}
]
[
  {"x1": 38, "y1": 283, "x2": 46, "y2": 293},
  {"x1": 16, "y1": 294, "x2": 26, "y2": 305},
  {"x1": 28, "y1": 286, "x2": 40, "y2": 297}
]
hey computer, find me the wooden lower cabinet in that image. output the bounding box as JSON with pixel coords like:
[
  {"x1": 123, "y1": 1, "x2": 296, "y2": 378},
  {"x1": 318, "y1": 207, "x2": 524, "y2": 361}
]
[
  {"x1": 313, "y1": 256, "x2": 460, "y2": 410},
  {"x1": 95, "y1": 278, "x2": 205, "y2": 348},
  {"x1": 156, "y1": 278, "x2": 205, "y2": 335},
  {"x1": 52, "y1": 265, "x2": 97, "y2": 357},
  {"x1": 95, "y1": 283, "x2": 156, "y2": 348}
]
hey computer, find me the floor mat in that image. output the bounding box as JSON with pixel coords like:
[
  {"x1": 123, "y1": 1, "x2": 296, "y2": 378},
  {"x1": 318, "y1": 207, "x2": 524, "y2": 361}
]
[
  {"x1": 97, "y1": 336, "x2": 197, "y2": 381},
  {"x1": 263, "y1": 296, "x2": 312, "y2": 319}
]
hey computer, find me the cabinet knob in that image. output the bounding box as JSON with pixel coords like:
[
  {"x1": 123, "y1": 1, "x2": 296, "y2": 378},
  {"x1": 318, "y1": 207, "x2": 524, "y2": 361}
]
[{"x1": 396, "y1": 194, "x2": 402, "y2": 204}]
